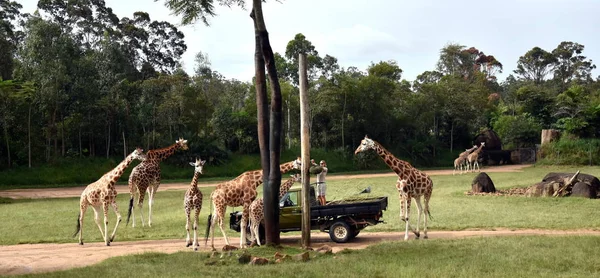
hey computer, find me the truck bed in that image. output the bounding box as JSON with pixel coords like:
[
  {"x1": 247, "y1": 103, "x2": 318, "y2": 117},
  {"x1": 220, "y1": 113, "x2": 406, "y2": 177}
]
[{"x1": 310, "y1": 196, "x2": 388, "y2": 218}]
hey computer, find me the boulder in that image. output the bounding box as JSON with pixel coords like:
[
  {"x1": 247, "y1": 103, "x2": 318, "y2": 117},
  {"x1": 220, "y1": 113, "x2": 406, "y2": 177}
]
[
  {"x1": 471, "y1": 172, "x2": 496, "y2": 193},
  {"x1": 570, "y1": 182, "x2": 597, "y2": 199},
  {"x1": 474, "y1": 129, "x2": 502, "y2": 151},
  {"x1": 292, "y1": 251, "x2": 311, "y2": 262},
  {"x1": 525, "y1": 182, "x2": 559, "y2": 197},
  {"x1": 542, "y1": 172, "x2": 600, "y2": 193},
  {"x1": 249, "y1": 257, "x2": 270, "y2": 265}
]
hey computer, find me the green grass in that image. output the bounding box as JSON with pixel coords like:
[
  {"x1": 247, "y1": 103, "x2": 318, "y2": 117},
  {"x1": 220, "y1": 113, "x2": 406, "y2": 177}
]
[
  {"x1": 1, "y1": 165, "x2": 599, "y2": 246},
  {"x1": 17, "y1": 236, "x2": 600, "y2": 278}
]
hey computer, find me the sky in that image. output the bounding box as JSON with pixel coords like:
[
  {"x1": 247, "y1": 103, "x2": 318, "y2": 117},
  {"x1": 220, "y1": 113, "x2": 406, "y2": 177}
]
[{"x1": 18, "y1": 0, "x2": 600, "y2": 83}]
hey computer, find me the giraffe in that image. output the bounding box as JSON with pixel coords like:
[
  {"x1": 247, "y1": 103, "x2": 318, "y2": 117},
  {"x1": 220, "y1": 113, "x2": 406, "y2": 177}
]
[
  {"x1": 184, "y1": 158, "x2": 206, "y2": 251},
  {"x1": 467, "y1": 142, "x2": 486, "y2": 173},
  {"x1": 74, "y1": 148, "x2": 146, "y2": 246},
  {"x1": 127, "y1": 138, "x2": 188, "y2": 227},
  {"x1": 453, "y1": 145, "x2": 478, "y2": 175},
  {"x1": 207, "y1": 157, "x2": 302, "y2": 250},
  {"x1": 248, "y1": 173, "x2": 302, "y2": 246},
  {"x1": 354, "y1": 135, "x2": 432, "y2": 241}
]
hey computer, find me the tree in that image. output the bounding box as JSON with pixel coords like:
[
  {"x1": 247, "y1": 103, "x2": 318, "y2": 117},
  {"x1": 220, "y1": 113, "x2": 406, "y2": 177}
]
[
  {"x1": 284, "y1": 33, "x2": 322, "y2": 84},
  {"x1": 551, "y1": 41, "x2": 596, "y2": 88},
  {"x1": 162, "y1": 0, "x2": 285, "y2": 245},
  {"x1": 514, "y1": 47, "x2": 556, "y2": 84},
  {"x1": 0, "y1": 0, "x2": 26, "y2": 80}
]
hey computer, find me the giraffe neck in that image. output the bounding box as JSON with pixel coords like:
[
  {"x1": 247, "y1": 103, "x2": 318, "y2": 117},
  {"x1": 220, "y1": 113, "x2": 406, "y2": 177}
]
[
  {"x1": 104, "y1": 155, "x2": 135, "y2": 187},
  {"x1": 190, "y1": 171, "x2": 201, "y2": 188},
  {"x1": 473, "y1": 145, "x2": 484, "y2": 155},
  {"x1": 279, "y1": 178, "x2": 296, "y2": 198},
  {"x1": 279, "y1": 162, "x2": 295, "y2": 174},
  {"x1": 148, "y1": 143, "x2": 180, "y2": 162},
  {"x1": 374, "y1": 143, "x2": 411, "y2": 179}
]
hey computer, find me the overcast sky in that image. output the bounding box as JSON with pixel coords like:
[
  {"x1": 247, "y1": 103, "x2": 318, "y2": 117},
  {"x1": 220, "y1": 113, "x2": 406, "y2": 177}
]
[{"x1": 19, "y1": 0, "x2": 600, "y2": 83}]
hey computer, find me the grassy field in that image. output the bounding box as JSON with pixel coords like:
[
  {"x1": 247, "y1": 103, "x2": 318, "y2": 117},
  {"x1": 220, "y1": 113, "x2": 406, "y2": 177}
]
[
  {"x1": 18, "y1": 235, "x2": 600, "y2": 278},
  {"x1": 1, "y1": 165, "x2": 599, "y2": 245}
]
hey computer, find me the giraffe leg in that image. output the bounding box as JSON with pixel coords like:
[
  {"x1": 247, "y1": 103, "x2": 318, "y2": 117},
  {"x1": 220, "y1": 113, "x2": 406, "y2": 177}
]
[
  {"x1": 423, "y1": 195, "x2": 430, "y2": 239},
  {"x1": 185, "y1": 207, "x2": 192, "y2": 247},
  {"x1": 108, "y1": 201, "x2": 122, "y2": 243},
  {"x1": 193, "y1": 208, "x2": 200, "y2": 251},
  {"x1": 90, "y1": 206, "x2": 105, "y2": 240},
  {"x1": 402, "y1": 197, "x2": 410, "y2": 241},
  {"x1": 148, "y1": 187, "x2": 156, "y2": 227},
  {"x1": 102, "y1": 202, "x2": 110, "y2": 246},
  {"x1": 137, "y1": 191, "x2": 146, "y2": 227},
  {"x1": 240, "y1": 203, "x2": 250, "y2": 249},
  {"x1": 78, "y1": 204, "x2": 88, "y2": 245},
  {"x1": 414, "y1": 196, "x2": 424, "y2": 239}
]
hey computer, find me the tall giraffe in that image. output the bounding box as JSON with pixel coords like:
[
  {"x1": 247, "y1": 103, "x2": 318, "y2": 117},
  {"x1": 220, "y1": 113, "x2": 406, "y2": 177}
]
[
  {"x1": 127, "y1": 138, "x2": 189, "y2": 227},
  {"x1": 207, "y1": 157, "x2": 302, "y2": 250},
  {"x1": 248, "y1": 173, "x2": 302, "y2": 246},
  {"x1": 74, "y1": 148, "x2": 146, "y2": 246},
  {"x1": 453, "y1": 145, "x2": 478, "y2": 175},
  {"x1": 184, "y1": 158, "x2": 206, "y2": 251},
  {"x1": 354, "y1": 135, "x2": 432, "y2": 241},
  {"x1": 467, "y1": 142, "x2": 486, "y2": 172}
]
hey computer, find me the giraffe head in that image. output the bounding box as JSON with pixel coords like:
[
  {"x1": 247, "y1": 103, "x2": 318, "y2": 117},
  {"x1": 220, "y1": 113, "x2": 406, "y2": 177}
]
[
  {"x1": 291, "y1": 173, "x2": 302, "y2": 183},
  {"x1": 189, "y1": 158, "x2": 206, "y2": 174},
  {"x1": 131, "y1": 148, "x2": 147, "y2": 161},
  {"x1": 354, "y1": 135, "x2": 376, "y2": 155},
  {"x1": 176, "y1": 138, "x2": 189, "y2": 151},
  {"x1": 293, "y1": 156, "x2": 302, "y2": 170}
]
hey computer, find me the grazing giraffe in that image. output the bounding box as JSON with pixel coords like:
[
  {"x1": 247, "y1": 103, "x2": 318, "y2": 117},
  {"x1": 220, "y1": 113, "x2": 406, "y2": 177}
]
[
  {"x1": 74, "y1": 148, "x2": 146, "y2": 246},
  {"x1": 467, "y1": 142, "x2": 486, "y2": 172},
  {"x1": 354, "y1": 135, "x2": 432, "y2": 241},
  {"x1": 249, "y1": 173, "x2": 302, "y2": 246},
  {"x1": 453, "y1": 145, "x2": 478, "y2": 175},
  {"x1": 184, "y1": 158, "x2": 206, "y2": 251},
  {"x1": 207, "y1": 157, "x2": 302, "y2": 250},
  {"x1": 127, "y1": 138, "x2": 188, "y2": 227}
]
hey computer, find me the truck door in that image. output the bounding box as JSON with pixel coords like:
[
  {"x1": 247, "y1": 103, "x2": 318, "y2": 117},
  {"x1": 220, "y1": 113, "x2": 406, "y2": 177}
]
[{"x1": 279, "y1": 190, "x2": 302, "y2": 230}]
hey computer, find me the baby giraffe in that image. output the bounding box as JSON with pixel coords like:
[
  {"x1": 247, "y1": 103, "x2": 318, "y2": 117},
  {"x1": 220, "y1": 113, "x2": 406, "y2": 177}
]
[
  {"x1": 249, "y1": 173, "x2": 302, "y2": 246},
  {"x1": 184, "y1": 158, "x2": 206, "y2": 251}
]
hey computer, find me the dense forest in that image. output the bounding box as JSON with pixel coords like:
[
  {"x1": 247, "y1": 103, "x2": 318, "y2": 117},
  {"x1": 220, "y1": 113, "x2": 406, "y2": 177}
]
[{"x1": 1, "y1": 0, "x2": 599, "y2": 170}]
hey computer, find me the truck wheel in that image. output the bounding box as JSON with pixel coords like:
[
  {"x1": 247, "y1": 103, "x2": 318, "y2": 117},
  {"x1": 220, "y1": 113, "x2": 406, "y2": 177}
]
[{"x1": 329, "y1": 220, "x2": 351, "y2": 243}]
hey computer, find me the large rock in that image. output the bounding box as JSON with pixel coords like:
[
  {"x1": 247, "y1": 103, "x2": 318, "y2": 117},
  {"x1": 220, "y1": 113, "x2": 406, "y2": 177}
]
[
  {"x1": 542, "y1": 172, "x2": 600, "y2": 192},
  {"x1": 525, "y1": 181, "x2": 560, "y2": 197},
  {"x1": 471, "y1": 172, "x2": 496, "y2": 193},
  {"x1": 571, "y1": 182, "x2": 597, "y2": 199},
  {"x1": 474, "y1": 129, "x2": 502, "y2": 151}
]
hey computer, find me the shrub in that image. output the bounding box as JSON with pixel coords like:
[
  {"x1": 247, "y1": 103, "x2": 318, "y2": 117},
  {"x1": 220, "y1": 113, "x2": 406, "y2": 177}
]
[{"x1": 493, "y1": 114, "x2": 541, "y2": 149}]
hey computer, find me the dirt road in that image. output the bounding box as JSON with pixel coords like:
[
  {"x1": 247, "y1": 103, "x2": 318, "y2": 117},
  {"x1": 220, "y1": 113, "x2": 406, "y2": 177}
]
[
  {"x1": 0, "y1": 164, "x2": 529, "y2": 199},
  {"x1": 0, "y1": 164, "x2": 537, "y2": 275}
]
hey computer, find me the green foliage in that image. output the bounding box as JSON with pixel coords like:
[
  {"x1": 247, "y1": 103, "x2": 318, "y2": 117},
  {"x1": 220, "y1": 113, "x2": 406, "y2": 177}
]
[
  {"x1": 538, "y1": 138, "x2": 600, "y2": 165},
  {"x1": 493, "y1": 114, "x2": 541, "y2": 149}
]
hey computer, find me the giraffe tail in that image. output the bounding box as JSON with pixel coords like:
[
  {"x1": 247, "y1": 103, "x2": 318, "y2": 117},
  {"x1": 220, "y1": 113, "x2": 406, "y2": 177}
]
[
  {"x1": 204, "y1": 198, "x2": 213, "y2": 245},
  {"x1": 73, "y1": 213, "x2": 81, "y2": 238},
  {"x1": 126, "y1": 196, "x2": 134, "y2": 226}
]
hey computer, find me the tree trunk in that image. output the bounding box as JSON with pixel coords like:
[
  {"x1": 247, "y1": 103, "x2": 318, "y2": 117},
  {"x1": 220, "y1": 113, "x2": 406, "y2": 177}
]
[
  {"x1": 78, "y1": 126, "x2": 82, "y2": 157},
  {"x1": 252, "y1": 0, "x2": 282, "y2": 245},
  {"x1": 28, "y1": 103, "x2": 32, "y2": 168},
  {"x1": 299, "y1": 53, "x2": 312, "y2": 249},
  {"x1": 122, "y1": 131, "x2": 127, "y2": 159},
  {"x1": 341, "y1": 90, "x2": 346, "y2": 150},
  {"x1": 3, "y1": 123, "x2": 11, "y2": 167},
  {"x1": 60, "y1": 111, "x2": 65, "y2": 157},
  {"x1": 286, "y1": 97, "x2": 291, "y2": 149},
  {"x1": 106, "y1": 119, "x2": 111, "y2": 159},
  {"x1": 450, "y1": 120, "x2": 454, "y2": 153}
]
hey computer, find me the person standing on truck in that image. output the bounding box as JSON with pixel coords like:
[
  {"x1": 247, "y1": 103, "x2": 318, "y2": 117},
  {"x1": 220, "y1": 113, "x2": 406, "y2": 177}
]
[{"x1": 311, "y1": 159, "x2": 328, "y2": 205}]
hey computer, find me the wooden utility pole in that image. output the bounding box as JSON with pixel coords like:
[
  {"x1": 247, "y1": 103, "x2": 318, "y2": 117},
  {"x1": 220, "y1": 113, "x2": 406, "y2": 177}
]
[{"x1": 299, "y1": 53, "x2": 311, "y2": 249}]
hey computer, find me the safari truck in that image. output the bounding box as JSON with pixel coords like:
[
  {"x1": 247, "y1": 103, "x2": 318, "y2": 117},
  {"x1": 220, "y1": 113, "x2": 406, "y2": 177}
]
[{"x1": 230, "y1": 185, "x2": 388, "y2": 243}]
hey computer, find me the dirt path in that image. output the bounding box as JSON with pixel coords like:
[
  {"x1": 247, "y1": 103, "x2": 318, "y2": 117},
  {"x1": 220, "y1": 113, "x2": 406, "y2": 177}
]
[
  {"x1": 0, "y1": 164, "x2": 535, "y2": 276},
  {"x1": 2, "y1": 229, "x2": 600, "y2": 276},
  {"x1": 0, "y1": 164, "x2": 529, "y2": 199}
]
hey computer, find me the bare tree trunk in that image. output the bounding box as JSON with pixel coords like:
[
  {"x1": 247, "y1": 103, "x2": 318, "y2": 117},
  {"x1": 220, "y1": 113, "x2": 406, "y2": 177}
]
[
  {"x1": 28, "y1": 104, "x2": 32, "y2": 168},
  {"x1": 450, "y1": 121, "x2": 454, "y2": 153},
  {"x1": 106, "y1": 119, "x2": 111, "y2": 159},
  {"x1": 252, "y1": 0, "x2": 283, "y2": 245},
  {"x1": 3, "y1": 124, "x2": 11, "y2": 167},
  {"x1": 287, "y1": 97, "x2": 291, "y2": 149},
  {"x1": 60, "y1": 111, "x2": 65, "y2": 157},
  {"x1": 341, "y1": 90, "x2": 346, "y2": 150},
  {"x1": 299, "y1": 53, "x2": 311, "y2": 249},
  {"x1": 122, "y1": 131, "x2": 127, "y2": 159},
  {"x1": 78, "y1": 126, "x2": 82, "y2": 157}
]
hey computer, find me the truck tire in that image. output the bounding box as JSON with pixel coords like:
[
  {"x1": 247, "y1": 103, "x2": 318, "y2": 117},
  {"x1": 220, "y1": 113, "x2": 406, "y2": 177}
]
[{"x1": 329, "y1": 220, "x2": 352, "y2": 243}]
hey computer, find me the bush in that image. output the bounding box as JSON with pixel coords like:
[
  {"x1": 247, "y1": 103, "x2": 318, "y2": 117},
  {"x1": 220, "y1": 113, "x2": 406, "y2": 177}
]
[
  {"x1": 538, "y1": 138, "x2": 600, "y2": 165},
  {"x1": 493, "y1": 114, "x2": 541, "y2": 149}
]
